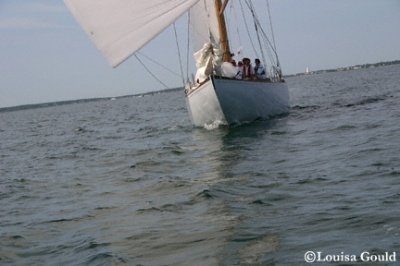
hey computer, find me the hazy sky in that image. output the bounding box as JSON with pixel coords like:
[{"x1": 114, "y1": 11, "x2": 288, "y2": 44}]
[{"x1": 1, "y1": 0, "x2": 399, "y2": 108}]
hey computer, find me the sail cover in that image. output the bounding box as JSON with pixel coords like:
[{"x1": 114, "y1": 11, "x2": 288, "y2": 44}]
[{"x1": 65, "y1": 0, "x2": 200, "y2": 67}]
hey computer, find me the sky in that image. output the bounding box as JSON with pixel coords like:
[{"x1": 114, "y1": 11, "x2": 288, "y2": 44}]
[{"x1": 1, "y1": 0, "x2": 399, "y2": 108}]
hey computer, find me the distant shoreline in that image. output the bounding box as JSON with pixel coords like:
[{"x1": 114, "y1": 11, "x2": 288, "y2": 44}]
[
  {"x1": 285, "y1": 60, "x2": 400, "y2": 78},
  {"x1": 0, "y1": 87, "x2": 182, "y2": 113},
  {"x1": 1, "y1": 60, "x2": 399, "y2": 113}
]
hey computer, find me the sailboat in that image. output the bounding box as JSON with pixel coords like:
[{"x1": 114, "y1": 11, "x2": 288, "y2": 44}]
[{"x1": 64, "y1": 0, "x2": 289, "y2": 127}]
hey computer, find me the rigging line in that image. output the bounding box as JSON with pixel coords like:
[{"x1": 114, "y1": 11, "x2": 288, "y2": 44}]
[
  {"x1": 227, "y1": 1, "x2": 241, "y2": 55},
  {"x1": 251, "y1": 12, "x2": 276, "y2": 66},
  {"x1": 249, "y1": 3, "x2": 279, "y2": 66},
  {"x1": 260, "y1": 29, "x2": 277, "y2": 66},
  {"x1": 246, "y1": 2, "x2": 278, "y2": 66},
  {"x1": 227, "y1": 2, "x2": 239, "y2": 57},
  {"x1": 231, "y1": 2, "x2": 243, "y2": 54},
  {"x1": 258, "y1": 26, "x2": 277, "y2": 68},
  {"x1": 265, "y1": 0, "x2": 277, "y2": 52},
  {"x1": 245, "y1": 0, "x2": 267, "y2": 67},
  {"x1": 134, "y1": 54, "x2": 169, "y2": 89},
  {"x1": 265, "y1": 0, "x2": 279, "y2": 66},
  {"x1": 203, "y1": 0, "x2": 209, "y2": 17},
  {"x1": 247, "y1": 0, "x2": 276, "y2": 69},
  {"x1": 173, "y1": 22, "x2": 185, "y2": 86},
  {"x1": 226, "y1": 2, "x2": 233, "y2": 49},
  {"x1": 136, "y1": 52, "x2": 181, "y2": 78},
  {"x1": 238, "y1": 0, "x2": 259, "y2": 59},
  {"x1": 242, "y1": 0, "x2": 277, "y2": 56},
  {"x1": 186, "y1": 12, "x2": 191, "y2": 82},
  {"x1": 244, "y1": 0, "x2": 278, "y2": 71},
  {"x1": 256, "y1": 20, "x2": 279, "y2": 64}
]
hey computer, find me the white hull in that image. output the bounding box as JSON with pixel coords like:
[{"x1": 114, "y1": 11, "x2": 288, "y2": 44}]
[
  {"x1": 186, "y1": 76, "x2": 289, "y2": 127},
  {"x1": 185, "y1": 78, "x2": 227, "y2": 126}
]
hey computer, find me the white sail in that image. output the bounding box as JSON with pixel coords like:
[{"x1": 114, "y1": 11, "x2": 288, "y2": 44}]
[
  {"x1": 189, "y1": 1, "x2": 220, "y2": 52},
  {"x1": 65, "y1": 0, "x2": 200, "y2": 67}
]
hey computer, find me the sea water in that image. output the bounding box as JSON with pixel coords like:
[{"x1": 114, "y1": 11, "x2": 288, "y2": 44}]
[{"x1": 1, "y1": 64, "x2": 400, "y2": 265}]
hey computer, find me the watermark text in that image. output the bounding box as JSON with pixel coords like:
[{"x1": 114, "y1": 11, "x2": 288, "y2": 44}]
[{"x1": 304, "y1": 251, "x2": 397, "y2": 263}]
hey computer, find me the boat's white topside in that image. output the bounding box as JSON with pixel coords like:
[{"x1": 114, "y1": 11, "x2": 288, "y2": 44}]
[
  {"x1": 186, "y1": 76, "x2": 289, "y2": 127},
  {"x1": 185, "y1": 78, "x2": 227, "y2": 127}
]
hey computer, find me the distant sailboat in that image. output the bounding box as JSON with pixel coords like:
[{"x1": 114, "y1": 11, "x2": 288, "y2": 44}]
[{"x1": 64, "y1": 0, "x2": 289, "y2": 127}]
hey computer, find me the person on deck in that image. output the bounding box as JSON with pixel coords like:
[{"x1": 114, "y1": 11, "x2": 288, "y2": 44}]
[
  {"x1": 236, "y1": 61, "x2": 243, "y2": 79},
  {"x1": 242, "y1": 58, "x2": 253, "y2": 80},
  {"x1": 254, "y1": 58, "x2": 267, "y2": 79}
]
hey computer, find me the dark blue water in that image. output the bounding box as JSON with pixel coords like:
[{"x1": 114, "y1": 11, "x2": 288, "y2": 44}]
[{"x1": 1, "y1": 65, "x2": 400, "y2": 265}]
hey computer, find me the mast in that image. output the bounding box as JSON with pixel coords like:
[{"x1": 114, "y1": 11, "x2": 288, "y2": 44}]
[{"x1": 214, "y1": 0, "x2": 231, "y2": 62}]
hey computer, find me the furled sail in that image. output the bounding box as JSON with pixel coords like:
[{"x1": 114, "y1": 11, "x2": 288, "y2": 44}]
[
  {"x1": 190, "y1": 1, "x2": 223, "y2": 81},
  {"x1": 65, "y1": 0, "x2": 200, "y2": 67}
]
